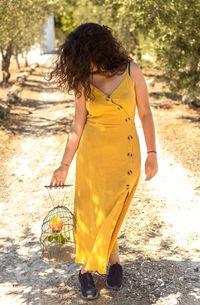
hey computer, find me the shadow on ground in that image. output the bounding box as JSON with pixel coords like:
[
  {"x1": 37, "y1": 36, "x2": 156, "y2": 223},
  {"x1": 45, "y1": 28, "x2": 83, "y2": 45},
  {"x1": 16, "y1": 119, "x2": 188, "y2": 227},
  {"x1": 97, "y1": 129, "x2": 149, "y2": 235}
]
[{"x1": 0, "y1": 228, "x2": 200, "y2": 305}]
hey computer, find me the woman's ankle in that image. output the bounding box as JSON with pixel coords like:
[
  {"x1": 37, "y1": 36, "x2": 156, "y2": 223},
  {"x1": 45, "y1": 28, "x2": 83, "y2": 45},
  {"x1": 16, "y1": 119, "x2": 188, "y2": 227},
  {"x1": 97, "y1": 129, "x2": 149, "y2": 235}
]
[
  {"x1": 109, "y1": 253, "x2": 120, "y2": 265},
  {"x1": 81, "y1": 265, "x2": 92, "y2": 274}
]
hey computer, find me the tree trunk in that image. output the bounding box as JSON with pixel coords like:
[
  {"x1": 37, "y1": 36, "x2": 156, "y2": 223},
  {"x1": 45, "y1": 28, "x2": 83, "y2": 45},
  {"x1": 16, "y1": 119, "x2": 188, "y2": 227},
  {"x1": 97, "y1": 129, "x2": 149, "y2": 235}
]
[
  {"x1": 183, "y1": 58, "x2": 200, "y2": 104},
  {"x1": 14, "y1": 49, "x2": 20, "y2": 69},
  {"x1": 24, "y1": 57, "x2": 28, "y2": 67},
  {"x1": 1, "y1": 42, "x2": 12, "y2": 87}
]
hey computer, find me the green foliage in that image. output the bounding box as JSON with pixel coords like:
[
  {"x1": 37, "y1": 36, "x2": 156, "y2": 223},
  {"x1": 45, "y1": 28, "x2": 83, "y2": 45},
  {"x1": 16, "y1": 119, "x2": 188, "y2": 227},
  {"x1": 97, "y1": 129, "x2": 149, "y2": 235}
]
[
  {"x1": 54, "y1": 0, "x2": 140, "y2": 55},
  {"x1": 153, "y1": 1, "x2": 200, "y2": 102},
  {"x1": 110, "y1": 0, "x2": 200, "y2": 102},
  {"x1": 55, "y1": 0, "x2": 200, "y2": 103},
  {"x1": 54, "y1": 3, "x2": 77, "y2": 33},
  {"x1": 0, "y1": 0, "x2": 60, "y2": 53},
  {"x1": 44, "y1": 230, "x2": 70, "y2": 252},
  {"x1": 0, "y1": 0, "x2": 62, "y2": 84},
  {"x1": 1, "y1": 0, "x2": 199, "y2": 101}
]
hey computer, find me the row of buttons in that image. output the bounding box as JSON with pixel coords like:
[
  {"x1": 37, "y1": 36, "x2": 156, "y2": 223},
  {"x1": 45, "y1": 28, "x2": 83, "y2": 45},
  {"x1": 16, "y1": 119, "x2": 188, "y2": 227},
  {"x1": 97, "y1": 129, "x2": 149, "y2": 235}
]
[
  {"x1": 118, "y1": 105, "x2": 131, "y2": 125},
  {"x1": 114, "y1": 102, "x2": 133, "y2": 190},
  {"x1": 105, "y1": 98, "x2": 132, "y2": 190},
  {"x1": 127, "y1": 119, "x2": 133, "y2": 189}
]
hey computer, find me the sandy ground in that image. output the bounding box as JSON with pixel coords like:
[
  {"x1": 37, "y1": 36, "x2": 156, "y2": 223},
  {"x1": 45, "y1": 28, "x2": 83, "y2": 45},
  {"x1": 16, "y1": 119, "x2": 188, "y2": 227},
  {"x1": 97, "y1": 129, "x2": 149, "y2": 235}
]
[{"x1": 0, "y1": 58, "x2": 200, "y2": 304}]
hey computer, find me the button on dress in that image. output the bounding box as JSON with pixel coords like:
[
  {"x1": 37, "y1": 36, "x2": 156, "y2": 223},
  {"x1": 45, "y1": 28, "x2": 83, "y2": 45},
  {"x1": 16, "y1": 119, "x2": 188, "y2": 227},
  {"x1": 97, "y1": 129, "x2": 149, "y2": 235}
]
[{"x1": 73, "y1": 63, "x2": 141, "y2": 274}]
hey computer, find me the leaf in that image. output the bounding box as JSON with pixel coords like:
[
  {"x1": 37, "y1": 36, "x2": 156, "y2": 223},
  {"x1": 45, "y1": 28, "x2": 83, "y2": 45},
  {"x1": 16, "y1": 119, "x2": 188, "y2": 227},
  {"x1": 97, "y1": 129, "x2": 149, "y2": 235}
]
[
  {"x1": 60, "y1": 234, "x2": 66, "y2": 244},
  {"x1": 48, "y1": 236, "x2": 54, "y2": 242},
  {"x1": 58, "y1": 234, "x2": 62, "y2": 242},
  {"x1": 43, "y1": 236, "x2": 48, "y2": 241}
]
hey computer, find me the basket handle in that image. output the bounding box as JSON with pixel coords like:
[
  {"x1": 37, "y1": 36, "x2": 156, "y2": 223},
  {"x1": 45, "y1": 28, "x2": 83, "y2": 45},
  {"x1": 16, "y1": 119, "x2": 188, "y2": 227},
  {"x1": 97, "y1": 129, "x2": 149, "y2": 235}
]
[{"x1": 44, "y1": 184, "x2": 74, "y2": 188}]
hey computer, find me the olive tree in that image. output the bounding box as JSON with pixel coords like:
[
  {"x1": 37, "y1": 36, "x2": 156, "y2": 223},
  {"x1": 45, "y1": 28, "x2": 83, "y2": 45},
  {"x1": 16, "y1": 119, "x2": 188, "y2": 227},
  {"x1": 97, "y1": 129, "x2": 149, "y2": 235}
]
[{"x1": 0, "y1": 0, "x2": 60, "y2": 86}]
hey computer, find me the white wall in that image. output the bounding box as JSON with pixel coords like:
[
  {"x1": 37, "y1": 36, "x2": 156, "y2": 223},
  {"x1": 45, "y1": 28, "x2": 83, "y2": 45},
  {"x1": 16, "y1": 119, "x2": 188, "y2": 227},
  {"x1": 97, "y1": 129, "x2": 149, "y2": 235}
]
[{"x1": 41, "y1": 14, "x2": 56, "y2": 54}]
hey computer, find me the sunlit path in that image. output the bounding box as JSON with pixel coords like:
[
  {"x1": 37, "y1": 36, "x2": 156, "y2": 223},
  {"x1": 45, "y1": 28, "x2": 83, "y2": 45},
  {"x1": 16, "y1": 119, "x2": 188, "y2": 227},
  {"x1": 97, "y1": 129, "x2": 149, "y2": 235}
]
[{"x1": 0, "y1": 60, "x2": 199, "y2": 304}]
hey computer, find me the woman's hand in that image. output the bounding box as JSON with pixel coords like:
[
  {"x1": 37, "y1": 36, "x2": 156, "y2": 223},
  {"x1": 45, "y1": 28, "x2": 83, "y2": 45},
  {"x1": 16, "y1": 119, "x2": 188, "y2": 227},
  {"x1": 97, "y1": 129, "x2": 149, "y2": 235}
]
[
  {"x1": 50, "y1": 165, "x2": 69, "y2": 189},
  {"x1": 145, "y1": 153, "x2": 158, "y2": 181}
]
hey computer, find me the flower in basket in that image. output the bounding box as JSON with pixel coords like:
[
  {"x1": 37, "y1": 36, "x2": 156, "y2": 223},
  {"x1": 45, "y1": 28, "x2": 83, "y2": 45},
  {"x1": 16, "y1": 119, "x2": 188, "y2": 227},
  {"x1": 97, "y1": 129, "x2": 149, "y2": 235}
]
[
  {"x1": 44, "y1": 216, "x2": 70, "y2": 251},
  {"x1": 49, "y1": 216, "x2": 63, "y2": 232}
]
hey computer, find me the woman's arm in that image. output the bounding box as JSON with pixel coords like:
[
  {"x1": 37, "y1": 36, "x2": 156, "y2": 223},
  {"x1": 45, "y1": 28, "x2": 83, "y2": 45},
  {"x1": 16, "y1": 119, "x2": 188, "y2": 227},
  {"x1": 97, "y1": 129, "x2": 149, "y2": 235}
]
[
  {"x1": 50, "y1": 89, "x2": 87, "y2": 188},
  {"x1": 60, "y1": 88, "x2": 88, "y2": 167},
  {"x1": 130, "y1": 61, "x2": 158, "y2": 181}
]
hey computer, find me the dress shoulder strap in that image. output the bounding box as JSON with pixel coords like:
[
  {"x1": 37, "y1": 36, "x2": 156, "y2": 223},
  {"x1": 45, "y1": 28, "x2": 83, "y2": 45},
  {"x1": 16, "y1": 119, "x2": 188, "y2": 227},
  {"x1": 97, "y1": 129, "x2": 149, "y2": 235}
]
[{"x1": 128, "y1": 62, "x2": 130, "y2": 76}]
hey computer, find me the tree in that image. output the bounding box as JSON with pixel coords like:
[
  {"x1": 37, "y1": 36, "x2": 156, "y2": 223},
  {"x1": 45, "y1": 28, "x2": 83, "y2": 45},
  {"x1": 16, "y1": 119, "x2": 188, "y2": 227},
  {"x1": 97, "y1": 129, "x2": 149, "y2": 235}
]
[
  {"x1": 106, "y1": 0, "x2": 200, "y2": 103},
  {"x1": 150, "y1": 0, "x2": 200, "y2": 104},
  {"x1": 0, "y1": 0, "x2": 60, "y2": 86},
  {"x1": 54, "y1": 0, "x2": 142, "y2": 58},
  {"x1": 18, "y1": 0, "x2": 198, "y2": 103}
]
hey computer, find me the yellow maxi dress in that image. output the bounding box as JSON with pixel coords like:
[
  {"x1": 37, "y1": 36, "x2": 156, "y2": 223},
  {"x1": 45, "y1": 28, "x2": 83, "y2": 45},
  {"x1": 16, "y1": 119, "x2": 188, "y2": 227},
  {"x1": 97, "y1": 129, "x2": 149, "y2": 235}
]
[{"x1": 73, "y1": 63, "x2": 141, "y2": 274}]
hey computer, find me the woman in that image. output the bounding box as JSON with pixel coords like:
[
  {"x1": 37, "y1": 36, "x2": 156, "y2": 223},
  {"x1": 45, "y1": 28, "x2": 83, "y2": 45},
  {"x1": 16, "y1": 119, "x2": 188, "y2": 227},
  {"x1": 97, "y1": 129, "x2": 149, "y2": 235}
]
[{"x1": 49, "y1": 23, "x2": 158, "y2": 300}]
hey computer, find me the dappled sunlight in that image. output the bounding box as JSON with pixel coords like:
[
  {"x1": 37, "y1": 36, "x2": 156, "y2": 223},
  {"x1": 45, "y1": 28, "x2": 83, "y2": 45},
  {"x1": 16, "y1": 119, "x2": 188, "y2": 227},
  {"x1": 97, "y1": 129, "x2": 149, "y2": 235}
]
[
  {"x1": 154, "y1": 292, "x2": 182, "y2": 304},
  {"x1": 75, "y1": 186, "x2": 138, "y2": 274},
  {"x1": 135, "y1": 113, "x2": 200, "y2": 258},
  {"x1": 96, "y1": 209, "x2": 105, "y2": 227},
  {"x1": 148, "y1": 153, "x2": 195, "y2": 205},
  {"x1": 1, "y1": 58, "x2": 199, "y2": 304}
]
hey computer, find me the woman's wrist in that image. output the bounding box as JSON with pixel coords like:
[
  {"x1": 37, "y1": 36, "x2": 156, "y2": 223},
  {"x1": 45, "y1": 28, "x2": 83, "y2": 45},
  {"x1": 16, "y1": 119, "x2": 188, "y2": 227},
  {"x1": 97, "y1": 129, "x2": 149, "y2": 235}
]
[
  {"x1": 147, "y1": 150, "x2": 157, "y2": 154},
  {"x1": 147, "y1": 151, "x2": 157, "y2": 158},
  {"x1": 60, "y1": 162, "x2": 70, "y2": 168}
]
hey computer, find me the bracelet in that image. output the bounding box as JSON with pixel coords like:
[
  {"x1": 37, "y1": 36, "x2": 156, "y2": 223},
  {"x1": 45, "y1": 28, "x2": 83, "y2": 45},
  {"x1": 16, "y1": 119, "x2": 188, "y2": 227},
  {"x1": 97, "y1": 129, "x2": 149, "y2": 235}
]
[
  {"x1": 61, "y1": 162, "x2": 70, "y2": 167},
  {"x1": 147, "y1": 150, "x2": 157, "y2": 154}
]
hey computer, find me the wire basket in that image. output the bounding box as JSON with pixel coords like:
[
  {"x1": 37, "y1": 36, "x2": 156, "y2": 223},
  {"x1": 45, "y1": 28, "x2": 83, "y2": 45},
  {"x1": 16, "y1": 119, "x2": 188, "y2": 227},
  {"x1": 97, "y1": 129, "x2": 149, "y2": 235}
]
[{"x1": 40, "y1": 184, "x2": 76, "y2": 264}]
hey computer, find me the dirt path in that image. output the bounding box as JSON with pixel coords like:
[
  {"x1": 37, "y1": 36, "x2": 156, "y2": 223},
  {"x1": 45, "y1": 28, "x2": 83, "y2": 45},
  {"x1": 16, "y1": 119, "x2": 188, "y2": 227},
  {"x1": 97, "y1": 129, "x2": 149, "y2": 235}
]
[{"x1": 0, "y1": 61, "x2": 199, "y2": 305}]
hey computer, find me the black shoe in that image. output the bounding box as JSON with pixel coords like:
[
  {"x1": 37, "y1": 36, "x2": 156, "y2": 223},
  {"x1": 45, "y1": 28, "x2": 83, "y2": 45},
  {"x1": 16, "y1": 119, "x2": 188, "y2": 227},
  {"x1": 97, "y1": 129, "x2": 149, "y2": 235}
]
[
  {"x1": 106, "y1": 262, "x2": 123, "y2": 290},
  {"x1": 78, "y1": 270, "x2": 99, "y2": 300}
]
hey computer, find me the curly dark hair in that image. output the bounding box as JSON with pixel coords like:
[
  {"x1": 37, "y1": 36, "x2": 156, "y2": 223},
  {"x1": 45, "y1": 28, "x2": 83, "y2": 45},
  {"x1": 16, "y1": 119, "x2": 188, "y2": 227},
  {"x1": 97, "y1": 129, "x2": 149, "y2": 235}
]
[{"x1": 48, "y1": 22, "x2": 132, "y2": 101}]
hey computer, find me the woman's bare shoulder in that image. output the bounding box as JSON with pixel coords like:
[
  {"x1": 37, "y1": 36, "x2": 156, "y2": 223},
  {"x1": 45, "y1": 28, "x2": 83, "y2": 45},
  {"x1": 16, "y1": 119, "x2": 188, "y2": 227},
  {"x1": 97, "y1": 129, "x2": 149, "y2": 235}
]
[
  {"x1": 129, "y1": 60, "x2": 145, "y2": 86},
  {"x1": 73, "y1": 85, "x2": 88, "y2": 126}
]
